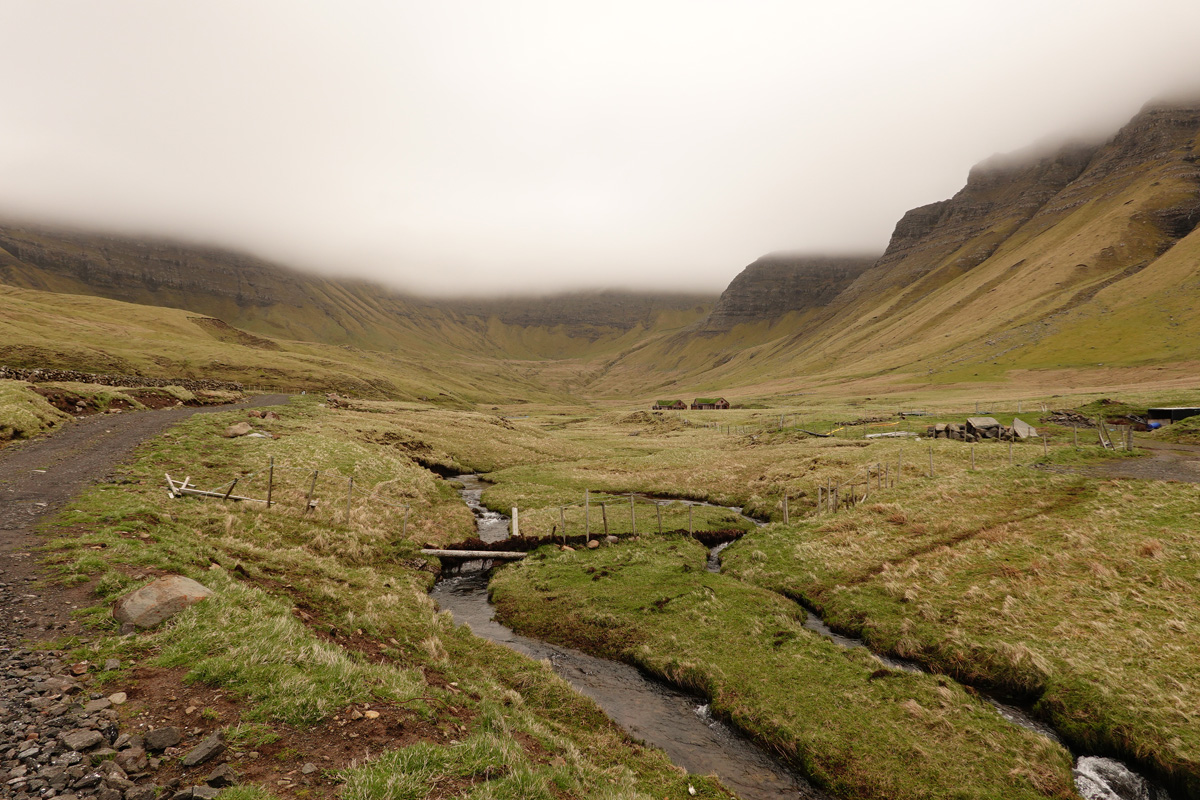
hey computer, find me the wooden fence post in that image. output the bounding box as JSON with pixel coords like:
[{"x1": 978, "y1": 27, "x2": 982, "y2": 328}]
[
  {"x1": 345, "y1": 476, "x2": 354, "y2": 523},
  {"x1": 1073, "y1": 426, "x2": 1078, "y2": 449},
  {"x1": 585, "y1": 489, "x2": 590, "y2": 539},
  {"x1": 928, "y1": 446, "x2": 934, "y2": 478},
  {"x1": 601, "y1": 503, "x2": 609, "y2": 536},
  {"x1": 305, "y1": 470, "x2": 319, "y2": 513},
  {"x1": 688, "y1": 504, "x2": 693, "y2": 534},
  {"x1": 1043, "y1": 435, "x2": 1048, "y2": 457},
  {"x1": 511, "y1": 507, "x2": 519, "y2": 538},
  {"x1": 266, "y1": 457, "x2": 274, "y2": 507},
  {"x1": 560, "y1": 506, "x2": 566, "y2": 544},
  {"x1": 783, "y1": 494, "x2": 789, "y2": 524},
  {"x1": 656, "y1": 503, "x2": 662, "y2": 534},
  {"x1": 630, "y1": 494, "x2": 636, "y2": 534}
]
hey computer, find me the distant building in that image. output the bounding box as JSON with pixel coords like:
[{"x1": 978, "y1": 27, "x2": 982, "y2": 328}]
[
  {"x1": 653, "y1": 399, "x2": 687, "y2": 410},
  {"x1": 1147, "y1": 407, "x2": 1200, "y2": 424},
  {"x1": 691, "y1": 397, "x2": 730, "y2": 410}
]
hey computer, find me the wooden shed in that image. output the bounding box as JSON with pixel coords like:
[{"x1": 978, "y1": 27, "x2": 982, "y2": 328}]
[
  {"x1": 691, "y1": 397, "x2": 730, "y2": 410},
  {"x1": 653, "y1": 399, "x2": 687, "y2": 410}
]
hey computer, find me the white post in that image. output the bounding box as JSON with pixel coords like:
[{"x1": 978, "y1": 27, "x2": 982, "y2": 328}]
[{"x1": 511, "y1": 507, "x2": 519, "y2": 538}]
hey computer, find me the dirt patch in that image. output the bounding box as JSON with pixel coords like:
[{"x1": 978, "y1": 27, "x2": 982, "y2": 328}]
[
  {"x1": 112, "y1": 665, "x2": 457, "y2": 800},
  {"x1": 1093, "y1": 439, "x2": 1200, "y2": 483}
]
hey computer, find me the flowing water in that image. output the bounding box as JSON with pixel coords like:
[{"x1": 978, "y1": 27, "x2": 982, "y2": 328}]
[
  {"x1": 437, "y1": 476, "x2": 825, "y2": 799},
  {"x1": 725, "y1": 551, "x2": 1174, "y2": 800},
  {"x1": 431, "y1": 573, "x2": 826, "y2": 800},
  {"x1": 439, "y1": 476, "x2": 1173, "y2": 800}
]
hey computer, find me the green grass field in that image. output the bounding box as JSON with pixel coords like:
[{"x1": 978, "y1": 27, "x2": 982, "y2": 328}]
[{"x1": 12, "y1": 381, "x2": 1200, "y2": 799}]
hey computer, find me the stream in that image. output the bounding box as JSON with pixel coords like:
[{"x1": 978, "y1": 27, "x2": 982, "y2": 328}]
[
  {"x1": 435, "y1": 476, "x2": 824, "y2": 799},
  {"x1": 434, "y1": 476, "x2": 1172, "y2": 800}
]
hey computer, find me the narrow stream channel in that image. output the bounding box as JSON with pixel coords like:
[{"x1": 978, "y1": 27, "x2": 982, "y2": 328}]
[
  {"x1": 434, "y1": 476, "x2": 1174, "y2": 800},
  {"x1": 736, "y1": 559, "x2": 1173, "y2": 800},
  {"x1": 432, "y1": 476, "x2": 828, "y2": 800}
]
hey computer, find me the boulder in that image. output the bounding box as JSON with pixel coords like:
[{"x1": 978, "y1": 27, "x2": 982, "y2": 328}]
[
  {"x1": 1012, "y1": 417, "x2": 1038, "y2": 439},
  {"x1": 113, "y1": 576, "x2": 215, "y2": 629},
  {"x1": 223, "y1": 422, "x2": 253, "y2": 438}
]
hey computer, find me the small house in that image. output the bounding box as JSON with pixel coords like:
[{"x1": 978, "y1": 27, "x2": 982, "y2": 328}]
[
  {"x1": 653, "y1": 399, "x2": 686, "y2": 411},
  {"x1": 691, "y1": 397, "x2": 730, "y2": 410}
]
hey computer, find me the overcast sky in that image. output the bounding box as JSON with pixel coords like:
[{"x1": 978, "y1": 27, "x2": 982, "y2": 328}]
[{"x1": 3, "y1": 1, "x2": 1200, "y2": 296}]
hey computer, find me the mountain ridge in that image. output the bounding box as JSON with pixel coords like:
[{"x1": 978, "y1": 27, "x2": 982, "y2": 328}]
[{"x1": 3, "y1": 96, "x2": 1200, "y2": 400}]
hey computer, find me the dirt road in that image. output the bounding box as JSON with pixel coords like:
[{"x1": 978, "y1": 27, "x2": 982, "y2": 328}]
[
  {"x1": 0, "y1": 395, "x2": 290, "y2": 644},
  {"x1": 1099, "y1": 437, "x2": 1200, "y2": 483}
]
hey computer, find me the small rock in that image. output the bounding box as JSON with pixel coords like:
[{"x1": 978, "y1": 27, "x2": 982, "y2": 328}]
[
  {"x1": 180, "y1": 731, "x2": 225, "y2": 768},
  {"x1": 124, "y1": 786, "x2": 157, "y2": 800},
  {"x1": 605, "y1": 535, "x2": 618, "y2": 544},
  {"x1": 83, "y1": 698, "x2": 112, "y2": 713},
  {"x1": 586, "y1": 540, "x2": 600, "y2": 549},
  {"x1": 103, "y1": 659, "x2": 121, "y2": 672},
  {"x1": 114, "y1": 747, "x2": 148, "y2": 774},
  {"x1": 223, "y1": 422, "x2": 253, "y2": 438},
  {"x1": 363, "y1": 710, "x2": 379, "y2": 719},
  {"x1": 348, "y1": 709, "x2": 363, "y2": 720},
  {"x1": 561, "y1": 545, "x2": 575, "y2": 552},
  {"x1": 204, "y1": 764, "x2": 236, "y2": 788},
  {"x1": 60, "y1": 729, "x2": 104, "y2": 751},
  {"x1": 192, "y1": 786, "x2": 221, "y2": 800},
  {"x1": 143, "y1": 727, "x2": 182, "y2": 752},
  {"x1": 108, "y1": 692, "x2": 127, "y2": 705},
  {"x1": 300, "y1": 763, "x2": 318, "y2": 775}
]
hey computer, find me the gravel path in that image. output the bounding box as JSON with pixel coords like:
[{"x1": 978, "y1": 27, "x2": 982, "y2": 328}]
[
  {"x1": 1, "y1": 396, "x2": 289, "y2": 800},
  {"x1": 0, "y1": 395, "x2": 289, "y2": 641}
]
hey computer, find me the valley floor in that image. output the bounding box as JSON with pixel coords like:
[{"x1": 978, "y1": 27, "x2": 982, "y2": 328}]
[{"x1": 3, "y1": 382, "x2": 1199, "y2": 800}]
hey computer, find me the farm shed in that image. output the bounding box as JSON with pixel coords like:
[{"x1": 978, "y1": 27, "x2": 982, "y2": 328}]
[
  {"x1": 691, "y1": 397, "x2": 730, "y2": 410},
  {"x1": 1147, "y1": 407, "x2": 1200, "y2": 424},
  {"x1": 653, "y1": 399, "x2": 686, "y2": 410}
]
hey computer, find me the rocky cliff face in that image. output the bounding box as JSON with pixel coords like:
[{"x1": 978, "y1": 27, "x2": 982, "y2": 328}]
[
  {"x1": 0, "y1": 225, "x2": 303, "y2": 308},
  {"x1": 699, "y1": 253, "x2": 876, "y2": 331},
  {"x1": 838, "y1": 140, "x2": 1100, "y2": 307}
]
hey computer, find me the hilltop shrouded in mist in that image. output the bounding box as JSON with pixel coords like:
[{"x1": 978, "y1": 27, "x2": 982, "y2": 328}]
[{"x1": 3, "y1": 2, "x2": 1200, "y2": 295}]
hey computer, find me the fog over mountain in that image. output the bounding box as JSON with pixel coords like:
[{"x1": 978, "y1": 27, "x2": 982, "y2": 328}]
[{"x1": 3, "y1": 1, "x2": 1200, "y2": 295}]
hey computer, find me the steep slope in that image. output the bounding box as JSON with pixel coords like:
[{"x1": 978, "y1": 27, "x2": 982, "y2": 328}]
[
  {"x1": 594, "y1": 97, "x2": 1200, "y2": 395},
  {"x1": 698, "y1": 253, "x2": 877, "y2": 333}
]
